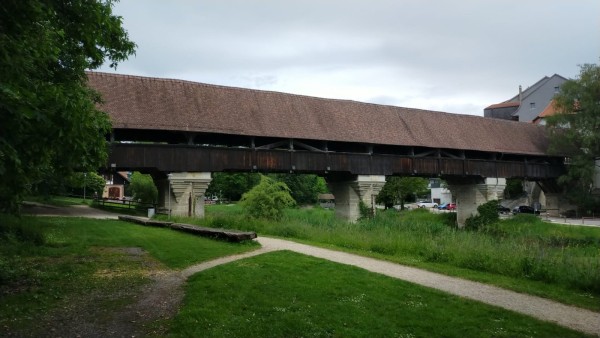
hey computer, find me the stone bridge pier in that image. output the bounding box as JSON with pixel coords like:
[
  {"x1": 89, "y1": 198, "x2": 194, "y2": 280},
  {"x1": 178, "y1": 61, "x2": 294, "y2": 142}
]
[
  {"x1": 156, "y1": 172, "x2": 212, "y2": 217},
  {"x1": 327, "y1": 175, "x2": 386, "y2": 222},
  {"x1": 448, "y1": 178, "x2": 506, "y2": 227}
]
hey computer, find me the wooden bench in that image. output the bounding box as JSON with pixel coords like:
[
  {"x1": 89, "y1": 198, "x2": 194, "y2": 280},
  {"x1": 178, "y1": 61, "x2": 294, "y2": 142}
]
[{"x1": 118, "y1": 215, "x2": 257, "y2": 242}]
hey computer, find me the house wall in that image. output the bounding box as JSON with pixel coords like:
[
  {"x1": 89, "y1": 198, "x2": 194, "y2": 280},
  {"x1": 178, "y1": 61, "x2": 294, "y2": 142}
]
[
  {"x1": 513, "y1": 75, "x2": 566, "y2": 122},
  {"x1": 430, "y1": 187, "x2": 452, "y2": 205},
  {"x1": 103, "y1": 184, "x2": 124, "y2": 199}
]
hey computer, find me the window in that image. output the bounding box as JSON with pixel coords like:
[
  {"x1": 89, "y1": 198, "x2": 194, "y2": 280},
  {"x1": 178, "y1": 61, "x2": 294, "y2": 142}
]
[
  {"x1": 530, "y1": 102, "x2": 536, "y2": 109},
  {"x1": 554, "y1": 86, "x2": 560, "y2": 93}
]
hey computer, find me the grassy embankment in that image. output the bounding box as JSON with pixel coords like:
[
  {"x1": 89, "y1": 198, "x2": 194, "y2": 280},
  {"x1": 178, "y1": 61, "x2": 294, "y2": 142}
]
[
  {"x1": 169, "y1": 204, "x2": 600, "y2": 312},
  {"x1": 0, "y1": 215, "x2": 258, "y2": 335},
  {"x1": 170, "y1": 251, "x2": 587, "y2": 337},
  {"x1": 2, "y1": 198, "x2": 598, "y2": 336}
]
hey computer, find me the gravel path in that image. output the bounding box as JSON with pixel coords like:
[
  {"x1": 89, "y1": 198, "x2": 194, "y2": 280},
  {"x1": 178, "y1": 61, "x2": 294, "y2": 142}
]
[{"x1": 184, "y1": 237, "x2": 600, "y2": 336}]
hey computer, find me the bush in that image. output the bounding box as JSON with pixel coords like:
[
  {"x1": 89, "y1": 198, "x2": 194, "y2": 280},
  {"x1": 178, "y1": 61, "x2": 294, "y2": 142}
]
[
  {"x1": 359, "y1": 201, "x2": 373, "y2": 220},
  {"x1": 240, "y1": 175, "x2": 296, "y2": 220},
  {"x1": 465, "y1": 200, "x2": 499, "y2": 230},
  {"x1": 129, "y1": 172, "x2": 158, "y2": 204}
]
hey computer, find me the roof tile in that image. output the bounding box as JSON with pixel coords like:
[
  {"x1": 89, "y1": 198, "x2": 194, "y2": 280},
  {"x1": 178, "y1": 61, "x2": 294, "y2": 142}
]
[{"x1": 87, "y1": 72, "x2": 550, "y2": 156}]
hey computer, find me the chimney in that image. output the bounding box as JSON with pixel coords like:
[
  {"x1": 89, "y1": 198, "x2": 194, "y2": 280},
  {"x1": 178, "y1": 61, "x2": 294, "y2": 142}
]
[{"x1": 519, "y1": 85, "x2": 523, "y2": 102}]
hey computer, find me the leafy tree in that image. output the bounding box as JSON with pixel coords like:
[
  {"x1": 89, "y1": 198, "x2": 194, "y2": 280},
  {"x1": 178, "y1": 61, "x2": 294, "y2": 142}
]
[
  {"x1": 376, "y1": 177, "x2": 429, "y2": 210},
  {"x1": 65, "y1": 172, "x2": 105, "y2": 198},
  {"x1": 0, "y1": 1, "x2": 135, "y2": 212},
  {"x1": 240, "y1": 175, "x2": 296, "y2": 220},
  {"x1": 129, "y1": 172, "x2": 158, "y2": 204},
  {"x1": 546, "y1": 62, "x2": 600, "y2": 211},
  {"x1": 270, "y1": 174, "x2": 328, "y2": 204},
  {"x1": 206, "y1": 173, "x2": 260, "y2": 201},
  {"x1": 504, "y1": 178, "x2": 524, "y2": 199}
]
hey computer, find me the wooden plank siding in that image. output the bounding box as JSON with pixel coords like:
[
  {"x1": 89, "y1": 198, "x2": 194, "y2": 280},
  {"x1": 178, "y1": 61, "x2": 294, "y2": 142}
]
[{"x1": 107, "y1": 143, "x2": 563, "y2": 179}]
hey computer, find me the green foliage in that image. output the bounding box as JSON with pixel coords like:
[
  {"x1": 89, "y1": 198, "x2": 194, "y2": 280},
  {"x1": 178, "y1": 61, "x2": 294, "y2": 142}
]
[
  {"x1": 358, "y1": 200, "x2": 373, "y2": 219},
  {"x1": 206, "y1": 173, "x2": 328, "y2": 204},
  {"x1": 503, "y1": 178, "x2": 524, "y2": 199},
  {"x1": 129, "y1": 172, "x2": 158, "y2": 204},
  {"x1": 0, "y1": 0, "x2": 136, "y2": 213},
  {"x1": 65, "y1": 172, "x2": 105, "y2": 197},
  {"x1": 240, "y1": 175, "x2": 296, "y2": 220},
  {"x1": 206, "y1": 172, "x2": 260, "y2": 201},
  {"x1": 269, "y1": 174, "x2": 328, "y2": 204},
  {"x1": 376, "y1": 176, "x2": 429, "y2": 209},
  {"x1": 546, "y1": 61, "x2": 600, "y2": 210},
  {"x1": 464, "y1": 200, "x2": 500, "y2": 230}
]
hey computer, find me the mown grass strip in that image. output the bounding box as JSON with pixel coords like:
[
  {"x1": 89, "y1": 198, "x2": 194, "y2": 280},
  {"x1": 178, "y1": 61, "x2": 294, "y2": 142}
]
[{"x1": 170, "y1": 251, "x2": 588, "y2": 337}]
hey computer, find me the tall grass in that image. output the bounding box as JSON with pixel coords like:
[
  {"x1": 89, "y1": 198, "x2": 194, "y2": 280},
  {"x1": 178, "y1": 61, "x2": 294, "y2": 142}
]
[{"x1": 176, "y1": 205, "x2": 600, "y2": 297}]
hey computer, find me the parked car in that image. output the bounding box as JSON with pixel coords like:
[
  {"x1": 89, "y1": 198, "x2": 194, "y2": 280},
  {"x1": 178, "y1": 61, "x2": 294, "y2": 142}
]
[
  {"x1": 417, "y1": 201, "x2": 438, "y2": 208},
  {"x1": 497, "y1": 205, "x2": 511, "y2": 214},
  {"x1": 512, "y1": 205, "x2": 540, "y2": 215},
  {"x1": 437, "y1": 203, "x2": 456, "y2": 210}
]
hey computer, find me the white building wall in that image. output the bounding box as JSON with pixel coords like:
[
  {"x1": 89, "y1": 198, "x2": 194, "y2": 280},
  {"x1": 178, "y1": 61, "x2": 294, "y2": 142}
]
[{"x1": 430, "y1": 187, "x2": 452, "y2": 204}]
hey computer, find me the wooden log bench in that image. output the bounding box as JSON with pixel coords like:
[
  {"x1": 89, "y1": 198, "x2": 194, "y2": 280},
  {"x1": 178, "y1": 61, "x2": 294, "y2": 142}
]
[
  {"x1": 118, "y1": 215, "x2": 172, "y2": 227},
  {"x1": 118, "y1": 216, "x2": 257, "y2": 242}
]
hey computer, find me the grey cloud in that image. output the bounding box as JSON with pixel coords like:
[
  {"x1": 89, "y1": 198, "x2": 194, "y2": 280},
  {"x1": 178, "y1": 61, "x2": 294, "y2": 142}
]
[{"x1": 102, "y1": 0, "x2": 600, "y2": 116}]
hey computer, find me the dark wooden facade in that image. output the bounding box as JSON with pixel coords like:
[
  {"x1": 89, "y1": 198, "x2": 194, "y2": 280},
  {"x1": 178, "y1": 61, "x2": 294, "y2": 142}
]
[{"x1": 108, "y1": 143, "x2": 564, "y2": 180}]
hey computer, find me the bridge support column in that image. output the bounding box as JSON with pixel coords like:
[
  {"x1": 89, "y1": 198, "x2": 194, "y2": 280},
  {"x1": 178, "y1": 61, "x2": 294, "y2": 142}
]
[
  {"x1": 328, "y1": 175, "x2": 385, "y2": 222},
  {"x1": 543, "y1": 193, "x2": 561, "y2": 217},
  {"x1": 158, "y1": 172, "x2": 212, "y2": 217},
  {"x1": 449, "y1": 178, "x2": 506, "y2": 227}
]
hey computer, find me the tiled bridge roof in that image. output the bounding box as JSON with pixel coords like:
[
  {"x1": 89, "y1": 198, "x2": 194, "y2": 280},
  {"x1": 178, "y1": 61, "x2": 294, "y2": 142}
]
[{"x1": 88, "y1": 71, "x2": 550, "y2": 156}]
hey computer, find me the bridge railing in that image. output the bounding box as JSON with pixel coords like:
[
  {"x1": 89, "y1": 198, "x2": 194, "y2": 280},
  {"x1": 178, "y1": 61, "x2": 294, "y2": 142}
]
[{"x1": 107, "y1": 143, "x2": 564, "y2": 179}]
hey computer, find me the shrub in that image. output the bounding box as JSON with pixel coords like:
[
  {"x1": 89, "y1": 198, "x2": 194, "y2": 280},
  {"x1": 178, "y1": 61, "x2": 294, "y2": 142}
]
[
  {"x1": 65, "y1": 171, "x2": 105, "y2": 197},
  {"x1": 465, "y1": 200, "x2": 499, "y2": 230},
  {"x1": 129, "y1": 172, "x2": 158, "y2": 204},
  {"x1": 359, "y1": 201, "x2": 373, "y2": 220},
  {"x1": 240, "y1": 175, "x2": 296, "y2": 220}
]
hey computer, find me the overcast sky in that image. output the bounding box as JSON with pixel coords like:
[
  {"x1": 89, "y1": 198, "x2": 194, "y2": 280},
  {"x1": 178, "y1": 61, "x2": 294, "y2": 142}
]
[{"x1": 99, "y1": 1, "x2": 600, "y2": 116}]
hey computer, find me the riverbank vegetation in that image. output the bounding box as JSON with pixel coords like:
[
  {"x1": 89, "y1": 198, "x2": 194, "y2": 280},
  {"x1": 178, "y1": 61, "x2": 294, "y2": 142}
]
[{"x1": 171, "y1": 204, "x2": 600, "y2": 311}]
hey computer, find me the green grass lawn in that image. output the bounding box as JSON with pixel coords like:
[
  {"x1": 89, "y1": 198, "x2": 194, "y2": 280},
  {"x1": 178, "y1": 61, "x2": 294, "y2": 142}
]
[
  {"x1": 1, "y1": 211, "x2": 597, "y2": 336},
  {"x1": 167, "y1": 204, "x2": 600, "y2": 312},
  {"x1": 170, "y1": 251, "x2": 587, "y2": 338},
  {"x1": 0, "y1": 215, "x2": 258, "y2": 335}
]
